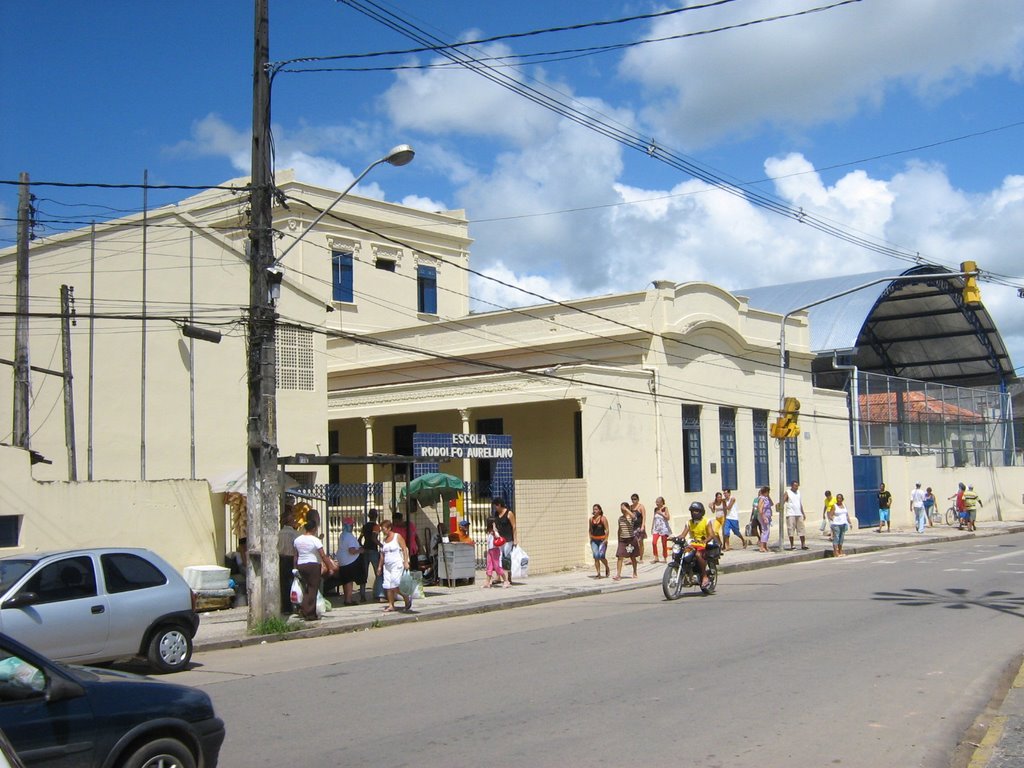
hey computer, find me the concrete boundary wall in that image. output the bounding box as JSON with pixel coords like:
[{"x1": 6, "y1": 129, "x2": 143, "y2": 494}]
[
  {"x1": 879, "y1": 455, "x2": 1022, "y2": 528},
  {"x1": 513, "y1": 478, "x2": 588, "y2": 575},
  {"x1": 0, "y1": 445, "x2": 224, "y2": 573}
]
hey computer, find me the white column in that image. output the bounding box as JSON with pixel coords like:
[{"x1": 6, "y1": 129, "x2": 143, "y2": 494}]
[
  {"x1": 363, "y1": 417, "x2": 375, "y2": 486},
  {"x1": 459, "y1": 408, "x2": 472, "y2": 481}
]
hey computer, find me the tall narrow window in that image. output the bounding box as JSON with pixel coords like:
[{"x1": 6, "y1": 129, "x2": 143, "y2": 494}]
[
  {"x1": 417, "y1": 265, "x2": 437, "y2": 314},
  {"x1": 752, "y1": 409, "x2": 769, "y2": 488},
  {"x1": 332, "y1": 250, "x2": 353, "y2": 303},
  {"x1": 719, "y1": 408, "x2": 737, "y2": 491},
  {"x1": 681, "y1": 405, "x2": 703, "y2": 493},
  {"x1": 475, "y1": 418, "x2": 503, "y2": 490},
  {"x1": 785, "y1": 438, "x2": 800, "y2": 485}
]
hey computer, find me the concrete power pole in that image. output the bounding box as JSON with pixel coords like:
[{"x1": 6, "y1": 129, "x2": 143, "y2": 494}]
[
  {"x1": 246, "y1": 0, "x2": 282, "y2": 627},
  {"x1": 13, "y1": 173, "x2": 31, "y2": 448},
  {"x1": 60, "y1": 285, "x2": 78, "y2": 481}
]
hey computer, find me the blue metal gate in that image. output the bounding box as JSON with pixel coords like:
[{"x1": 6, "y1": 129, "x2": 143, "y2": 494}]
[{"x1": 852, "y1": 455, "x2": 882, "y2": 529}]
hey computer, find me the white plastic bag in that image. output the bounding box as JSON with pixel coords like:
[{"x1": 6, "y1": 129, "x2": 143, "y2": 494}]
[
  {"x1": 315, "y1": 589, "x2": 329, "y2": 618},
  {"x1": 289, "y1": 572, "x2": 304, "y2": 607},
  {"x1": 510, "y1": 545, "x2": 529, "y2": 580}
]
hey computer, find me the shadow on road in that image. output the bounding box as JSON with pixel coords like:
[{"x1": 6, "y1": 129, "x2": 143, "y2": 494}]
[{"x1": 873, "y1": 587, "x2": 1024, "y2": 617}]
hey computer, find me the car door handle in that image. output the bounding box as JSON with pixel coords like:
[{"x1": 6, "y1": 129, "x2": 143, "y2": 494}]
[{"x1": 91, "y1": 605, "x2": 105, "y2": 614}]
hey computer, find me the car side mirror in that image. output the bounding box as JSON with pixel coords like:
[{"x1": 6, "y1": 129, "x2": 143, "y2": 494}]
[
  {"x1": 46, "y1": 674, "x2": 84, "y2": 703},
  {"x1": 2, "y1": 592, "x2": 39, "y2": 609}
]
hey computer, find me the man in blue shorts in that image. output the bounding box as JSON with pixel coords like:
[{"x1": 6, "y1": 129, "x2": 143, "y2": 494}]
[{"x1": 877, "y1": 483, "x2": 892, "y2": 533}]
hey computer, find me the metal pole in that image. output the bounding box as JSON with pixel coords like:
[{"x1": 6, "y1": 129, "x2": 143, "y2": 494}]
[
  {"x1": 88, "y1": 222, "x2": 95, "y2": 480},
  {"x1": 189, "y1": 231, "x2": 196, "y2": 479},
  {"x1": 247, "y1": 0, "x2": 281, "y2": 626},
  {"x1": 140, "y1": 169, "x2": 148, "y2": 480}
]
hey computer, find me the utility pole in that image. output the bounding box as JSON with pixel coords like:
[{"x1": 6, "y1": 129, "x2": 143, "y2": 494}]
[
  {"x1": 13, "y1": 172, "x2": 31, "y2": 448},
  {"x1": 246, "y1": 0, "x2": 281, "y2": 627},
  {"x1": 60, "y1": 285, "x2": 78, "y2": 481}
]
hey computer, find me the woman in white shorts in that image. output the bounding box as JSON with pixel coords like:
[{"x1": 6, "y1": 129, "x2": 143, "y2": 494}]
[{"x1": 379, "y1": 518, "x2": 412, "y2": 613}]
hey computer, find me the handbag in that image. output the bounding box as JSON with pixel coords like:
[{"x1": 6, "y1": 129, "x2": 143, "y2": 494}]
[
  {"x1": 493, "y1": 536, "x2": 506, "y2": 548},
  {"x1": 321, "y1": 557, "x2": 339, "y2": 576}
]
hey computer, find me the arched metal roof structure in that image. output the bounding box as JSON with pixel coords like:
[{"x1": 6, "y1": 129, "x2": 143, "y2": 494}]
[{"x1": 737, "y1": 265, "x2": 1015, "y2": 387}]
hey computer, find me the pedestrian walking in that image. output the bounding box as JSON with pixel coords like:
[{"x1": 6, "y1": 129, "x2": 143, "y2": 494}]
[
  {"x1": 484, "y1": 518, "x2": 509, "y2": 588},
  {"x1": 629, "y1": 494, "x2": 647, "y2": 562},
  {"x1": 910, "y1": 482, "x2": 927, "y2": 533},
  {"x1": 784, "y1": 480, "x2": 807, "y2": 550},
  {"x1": 924, "y1": 487, "x2": 937, "y2": 527},
  {"x1": 650, "y1": 497, "x2": 672, "y2": 563},
  {"x1": 757, "y1": 486, "x2": 773, "y2": 553},
  {"x1": 821, "y1": 490, "x2": 835, "y2": 541},
  {"x1": 613, "y1": 502, "x2": 638, "y2": 580},
  {"x1": 589, "y1": 504, "x2": 611, "y2": 577},
  {"x1": 829, "y1": 493, "x2": 850, "y2": 557},
  {"x1": 722, "y1": 489, "x2": 746, "y2": 550},
  {"x1": 379, "y1": 519, "x2": 412, "y2": 613},
  {"x1": 492, "y1": 497, "x2": 517, "y2": 582},
  {"x1": 962, "y1": 485, "x2": 982, "y2": 531},
  {"x1": 710, "y1": 491, "x2": 727, "y2": 544},
  {"x1": 293, "y1": 520, "x2": 334, "y2": 621},
  {"x1": 359, "y1": 509, "x2": 383, "y2": 602},
  {"x1": 877, "y1": 483, "x2": 893, "y2": 533}
]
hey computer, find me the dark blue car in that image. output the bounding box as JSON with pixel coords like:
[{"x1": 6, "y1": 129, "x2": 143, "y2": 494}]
[{"x1": 0, "y1": 633, "x2": 223, "y2": 767}]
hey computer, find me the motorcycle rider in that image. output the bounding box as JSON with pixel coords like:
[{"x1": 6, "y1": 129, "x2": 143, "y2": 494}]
[{"x1": 679, "y1": 501, "x2": 721, "y2": 590}]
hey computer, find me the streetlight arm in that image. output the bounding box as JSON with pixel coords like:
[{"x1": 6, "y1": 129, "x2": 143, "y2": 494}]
[
  {"x1": 774, "y1": 268, "x2": 976, "y2": 551},
  {"x1": 271, "y1": 157, "x2": 388, "y2": 267}
]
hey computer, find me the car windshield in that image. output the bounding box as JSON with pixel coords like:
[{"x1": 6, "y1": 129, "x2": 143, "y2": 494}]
[{"x1": 0, "y1": 560, "x2": 38, "y2": 595}]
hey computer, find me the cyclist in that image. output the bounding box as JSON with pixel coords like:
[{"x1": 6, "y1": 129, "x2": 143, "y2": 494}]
[{"x1": 949, "y1": 483, "x2": 966, "y2": 529}]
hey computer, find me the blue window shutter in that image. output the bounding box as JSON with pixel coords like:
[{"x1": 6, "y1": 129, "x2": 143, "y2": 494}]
[
  {"x1": 332, "y1": 251, "x2": 353, "y2": 303},
  {"x1": 417, "y1": 265, "x2": 437, "y2": 314}
]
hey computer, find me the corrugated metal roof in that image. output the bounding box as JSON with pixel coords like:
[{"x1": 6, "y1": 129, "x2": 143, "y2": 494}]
[{"x1": 736, "y1": 266, "x2": 1015, "y2": 387}]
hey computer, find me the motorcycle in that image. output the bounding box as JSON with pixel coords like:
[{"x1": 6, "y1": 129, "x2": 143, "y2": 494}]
[{"x1": 662, "y1": 536, "x2": 721, "y2": 598}]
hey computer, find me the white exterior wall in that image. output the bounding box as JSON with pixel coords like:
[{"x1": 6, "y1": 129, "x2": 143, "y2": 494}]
[
  {"x1": 0, "y1": 173, "x2": 471, "y2": 490},
  {"x1": 324, "y1": 281, "x2": 854, "y2": 516}
]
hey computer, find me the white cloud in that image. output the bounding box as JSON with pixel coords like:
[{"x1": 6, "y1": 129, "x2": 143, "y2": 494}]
[
  {"x1": 382, "y1": 44, "x2": 562, "y2": 145},
  {"x1": 165, "y1": 113, "x2": 249, "y2": 170},
  {"x1": 618, "y1": 0, "x2": 1024, "y2": 147}
]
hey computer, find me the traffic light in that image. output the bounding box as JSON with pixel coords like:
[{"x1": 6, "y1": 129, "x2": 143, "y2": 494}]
[
  {"x1": 771, "y1": 397, "x2": 801, "y2": 439},
  {"x1": 960, "y1": 261, "x2": 981, "y2": 307}
]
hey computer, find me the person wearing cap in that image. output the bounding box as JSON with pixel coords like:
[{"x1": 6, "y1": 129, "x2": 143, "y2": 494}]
[
  {"x1": 910, "y1": 482, "x2": 927, "y2": 533},
  {"x1": 962, "y1": 485, "x2": 982, "y2": 531},
  {"x1": 334, "y1": 518, "x2": 365, "y2": 605}
]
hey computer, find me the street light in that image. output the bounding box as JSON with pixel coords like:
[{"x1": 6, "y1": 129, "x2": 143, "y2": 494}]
[
  {"x1": 247, "y1": 0, "x2": 417, "y2": 629},
  {"x1": 774, "y1": 267, "x2": 980, "y2": 551},
  {"x1": 272, "y1": 144, "x2": 415, "y2": 267}
]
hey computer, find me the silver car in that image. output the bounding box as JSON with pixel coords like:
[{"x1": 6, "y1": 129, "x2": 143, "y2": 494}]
[{"x1": 0, "y1": 548, "x2": 199, "y2": 673}]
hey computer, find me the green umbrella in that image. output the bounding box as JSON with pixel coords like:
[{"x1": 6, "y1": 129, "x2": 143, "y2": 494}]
[{"x1": 400, "y1": 472, "x2": 465, "y2": 505}]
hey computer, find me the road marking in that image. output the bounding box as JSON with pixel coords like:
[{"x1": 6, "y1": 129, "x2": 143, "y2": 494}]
[
  {"x1": 969, "y1": 550, "x2": 1024, "y2": 563},
  {"x1": 943, "y1": 568, "x2": 977, "y2": 572}
]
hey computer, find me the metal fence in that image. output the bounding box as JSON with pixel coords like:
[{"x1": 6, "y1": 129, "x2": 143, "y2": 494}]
[
  {"x1": 838, "y1": 371, "x2": 1017, "y2": 467},
  {"x1": 288, "y1": 479, "x2": 514, "y2": 567}
]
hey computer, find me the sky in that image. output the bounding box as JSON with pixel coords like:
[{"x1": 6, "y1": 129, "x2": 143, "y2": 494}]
[{"x1": 3, "y1": 0, "x2": 1024, "y2": 375}]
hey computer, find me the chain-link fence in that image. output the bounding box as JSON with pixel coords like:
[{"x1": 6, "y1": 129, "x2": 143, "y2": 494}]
[{"x1": 843, "y1": 371, "x2": 1016, "y2": 467}]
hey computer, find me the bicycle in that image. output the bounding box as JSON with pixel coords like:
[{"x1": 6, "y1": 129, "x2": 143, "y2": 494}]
[{"x1": 944, "y1": 506, "x2": 961, "y2": 527}]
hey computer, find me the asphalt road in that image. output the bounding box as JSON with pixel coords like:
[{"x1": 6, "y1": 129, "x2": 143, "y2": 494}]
[{"x1": 173, "y1": 534, "x2": 1024, "y2": 768}]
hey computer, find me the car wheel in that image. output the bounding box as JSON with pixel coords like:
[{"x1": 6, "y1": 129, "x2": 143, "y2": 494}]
[
  {"x1": 121, "y1": 737, "x2": 196, "y2": 768},
  {"x1": 146, "y1": 626, "x2": 192, "y2": 674}
]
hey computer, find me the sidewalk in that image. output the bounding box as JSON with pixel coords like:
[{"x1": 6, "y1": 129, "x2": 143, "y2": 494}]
[{"x1": 195, "y1": 519, "x2": 1024, "y2": 653}]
